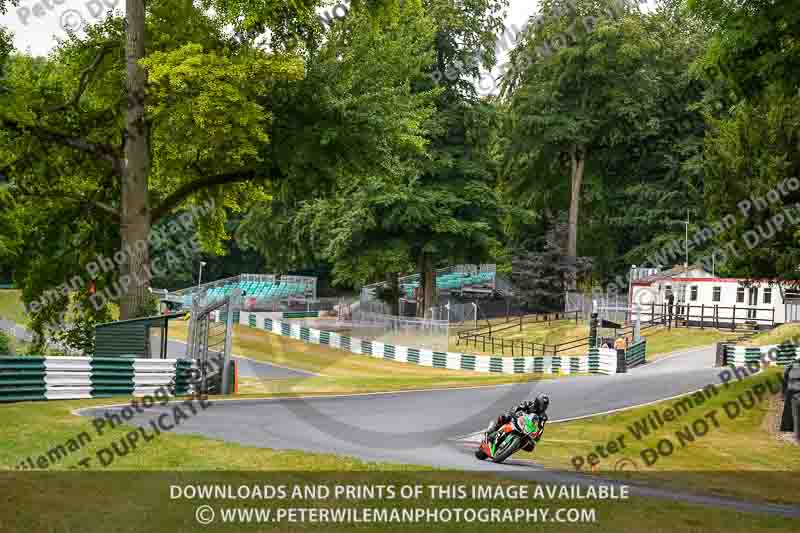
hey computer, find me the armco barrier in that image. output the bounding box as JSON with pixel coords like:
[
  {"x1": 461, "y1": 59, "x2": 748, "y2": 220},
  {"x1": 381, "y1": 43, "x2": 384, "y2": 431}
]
[
  {"x1": 0, "y1": 356, "x2": 196, "y2": 402},
  {"x1": 724, "y1": 344, "x2": 800, "y2": 367},
  {"x1": 250, "y1": 314, "x2": 621, "y2": 376}
]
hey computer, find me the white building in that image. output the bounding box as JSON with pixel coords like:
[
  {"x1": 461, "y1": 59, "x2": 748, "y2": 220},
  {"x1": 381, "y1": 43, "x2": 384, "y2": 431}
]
[{"x1": 629, "y1": 265, "x2": 796, "y2": 328}]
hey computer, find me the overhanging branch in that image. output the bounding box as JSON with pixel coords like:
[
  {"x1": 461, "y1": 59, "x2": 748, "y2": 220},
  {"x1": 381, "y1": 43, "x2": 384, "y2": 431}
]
[
  {"x1": 13, "y1": 183, "x2": 120, "y2": 218},
  {"x1": 0, "y1": 116, "x2": 123, "y2": 174},
  {"x1": 46, "y1": 42, "x2": 116, "y2": 113},
  {"x1": 151, "y1": 170, "x2": 260, "y2": 222}
]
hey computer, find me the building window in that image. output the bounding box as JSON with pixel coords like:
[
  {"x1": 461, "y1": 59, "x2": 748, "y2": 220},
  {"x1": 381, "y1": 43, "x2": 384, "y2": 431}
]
[
  {"x1": 690, "y1": 286, "x2": 698, "y2": 301},
  {"x1": 712, "y1": 286, "x2": 721, "y2": 302},
  {"x1": 764, "y1": 288, "x2": 772, "y2": 305},
  {"x1": 736, "y1": 287, "x2": 745, "y2": 303}
]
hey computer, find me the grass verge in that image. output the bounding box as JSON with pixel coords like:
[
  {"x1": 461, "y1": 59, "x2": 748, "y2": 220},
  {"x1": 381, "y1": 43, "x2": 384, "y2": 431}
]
[
  {"x1": 639, "y1": 327, "x2": 739, "y2": 359},
  {"x1": 524, "y1": 369, "x2": 800, "y2": 504}
]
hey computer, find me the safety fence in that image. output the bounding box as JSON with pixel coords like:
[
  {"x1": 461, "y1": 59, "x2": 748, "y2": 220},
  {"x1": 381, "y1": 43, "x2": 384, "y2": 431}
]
[
  {"x1": 723, "y1": 344, "x2": 800, "y2": 367},
  {"x1": 0, "y1": 356, "x2": 196, "y2": 403},
  {"x1": 455, "y1": 310, "x2": 586, "y2": 356},
  {"x1": 251, "y1": 314, "x2": 631, "y2": 376}
]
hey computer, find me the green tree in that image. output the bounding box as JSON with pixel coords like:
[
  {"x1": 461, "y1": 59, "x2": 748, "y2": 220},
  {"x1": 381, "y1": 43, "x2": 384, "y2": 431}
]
[
  {"x1": 511, "y1": 219, "x2": 592, "y2": 311},
  {"x1": 501, "y1": 0, "x2": 660, "y2": 286},
  {"x1": 238, "y1": 0, "x2": 442, "y2": 280},
  {"x1": 241, "y1": 0, "x2": 511, "y2": 316},
  {"x1": 690, "y1": 0, "x2": 800, "y2": 289},
  {"x1": 0, "y1": 0, "x2": 317, "y2": 321},
  {"x1": 590, "y1": 0, "x2": 710, "y2": 279}
]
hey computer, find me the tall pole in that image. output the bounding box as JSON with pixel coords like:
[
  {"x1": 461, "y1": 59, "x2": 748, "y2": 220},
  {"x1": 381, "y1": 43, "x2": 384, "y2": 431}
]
[
  {"x1": 684, "y1": 211, "x2": 689, "y2": 268},
  {"x1": 198, "y1": 261, "x2": 206, "y2": 288},
  {"x1": 628, "y1": 264, "x2": 635, "y2": 310}
]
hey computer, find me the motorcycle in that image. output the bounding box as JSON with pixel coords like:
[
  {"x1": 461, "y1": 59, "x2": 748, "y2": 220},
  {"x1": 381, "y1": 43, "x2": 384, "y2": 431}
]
[{"x1": 474, "y1": 413, "x2": 545, "y2": 464}]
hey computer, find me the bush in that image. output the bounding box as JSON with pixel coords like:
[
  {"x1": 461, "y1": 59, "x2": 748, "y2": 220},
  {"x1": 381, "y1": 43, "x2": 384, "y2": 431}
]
[{"x1": 0, "y1": 331, "x2": 9, "y2": 355}]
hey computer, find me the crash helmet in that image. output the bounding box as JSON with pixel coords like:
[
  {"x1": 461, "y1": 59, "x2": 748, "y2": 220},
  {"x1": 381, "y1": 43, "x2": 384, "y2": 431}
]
[{"x1": 533, "y1": 393, "x2": 550, "y2": 414}]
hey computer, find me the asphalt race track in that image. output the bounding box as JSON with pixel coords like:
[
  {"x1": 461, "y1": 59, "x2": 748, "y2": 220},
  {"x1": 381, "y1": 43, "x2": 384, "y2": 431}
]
[
  {"x1": 77, "y1": 345, "x2": 800, "y2": 517},
  {"x1": 165, "y1": 339, "x2": 317, "y2": 380}
]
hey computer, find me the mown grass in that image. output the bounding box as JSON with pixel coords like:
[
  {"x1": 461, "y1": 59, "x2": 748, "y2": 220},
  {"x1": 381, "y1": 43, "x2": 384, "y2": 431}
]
[
  {"x1": 457, "y1": 319, "x2": 589, "y2": 356},
  {"x1": 1, "y1": 397, "x2": 798, "y2": 532},
  {"x1": 524, "y1": 369, "x2": 800, "y2": 504},
  {"x1": 0, "y1": 396, "x2": 426, "y2": 472},
  {"x1": 0, "y1": 289, "x2": 26, "y2": 324}
]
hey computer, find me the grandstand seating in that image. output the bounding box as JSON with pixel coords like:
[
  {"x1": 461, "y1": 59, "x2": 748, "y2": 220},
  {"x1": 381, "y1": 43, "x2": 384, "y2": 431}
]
[
  {"x1": 203, "y1": 280, "x2": 308, "y2": 302},
  {"x1": 401, "y1": 271, "x2": 495, "y2": 298}
]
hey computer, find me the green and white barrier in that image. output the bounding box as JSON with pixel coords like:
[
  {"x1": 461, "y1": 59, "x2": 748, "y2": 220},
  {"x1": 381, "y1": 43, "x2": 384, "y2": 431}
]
[
  {"x1": 588, "y1": 347, "x2": 618, "y2": 375},
  {"x1": 251, "y1": 314, "x2": 613, "y2": 376},
  {"x1": 625, "y1": 339, "x2": 647, "y2": 368},
  {"x1": 724, "y1": 344, "x2": 800, "y2": 367},
  {"x1": 282, "y1": 311, "x2": 320, "y2": 319},
  {"x1": 0, "y1": 356, "x2": 197, "y2": 403}
]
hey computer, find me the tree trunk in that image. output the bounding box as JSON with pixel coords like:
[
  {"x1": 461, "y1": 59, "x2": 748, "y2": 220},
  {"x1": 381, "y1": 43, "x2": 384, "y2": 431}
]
[
  {"x1": 386, "y1": 271, "x2": 400, "y2": 316},
  {"x1": 422, "y1": 252, "x2": 436, "y2": 318},
  {"x1": 120, "y1": 0, "x2": 151, "y2": 319},
  {"x1": 566, "y1": 145, "x2": 585, "y2": 290}
]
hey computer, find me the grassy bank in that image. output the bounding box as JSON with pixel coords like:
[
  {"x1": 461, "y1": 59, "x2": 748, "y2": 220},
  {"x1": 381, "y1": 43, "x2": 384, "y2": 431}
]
[
  {"x1": 745, "y1": 323, "x2": 800, "y2": 346},
  {"x1": 525, "y1": 369, "x2": 800, "y2": 504},
  {"x1": 169, "y1": 322, "x2": 551, "y2": 390},
  {"x1": 453, "y1": 317, "x2": 738, "y2": 358},
  {"x1": 639, "y1": 327, "x2": 739, "y2": 359}
]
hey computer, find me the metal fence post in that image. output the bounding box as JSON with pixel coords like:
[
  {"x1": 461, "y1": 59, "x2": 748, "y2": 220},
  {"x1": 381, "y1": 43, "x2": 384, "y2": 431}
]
[{"x1": 221, "y1": 288, "x2": 241, "y2": 395}]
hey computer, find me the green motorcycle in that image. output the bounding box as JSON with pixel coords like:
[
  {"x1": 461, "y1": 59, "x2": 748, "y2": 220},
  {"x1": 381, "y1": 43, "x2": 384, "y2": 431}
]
[{"x1": 474, "y1": 413, "x2": 545, "y2": 464}]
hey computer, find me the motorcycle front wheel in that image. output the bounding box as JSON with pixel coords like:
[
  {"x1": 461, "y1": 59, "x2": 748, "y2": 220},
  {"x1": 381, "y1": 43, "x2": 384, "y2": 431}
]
[{"x1": 492, "y1": 435, "x2": 523, "y2": 464}]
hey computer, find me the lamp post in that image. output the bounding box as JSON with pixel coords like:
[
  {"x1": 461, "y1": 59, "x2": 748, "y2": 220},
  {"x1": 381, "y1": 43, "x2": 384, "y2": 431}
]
[
  {"x1": 198, "y1": 261, "x2": 207, "y2": 288},
  {"x1": 628, "y1": 264, "x2": 636, "y2": 310},
  {"x1": 684, "y1": 211, "x2": 690, "y2": 268}
]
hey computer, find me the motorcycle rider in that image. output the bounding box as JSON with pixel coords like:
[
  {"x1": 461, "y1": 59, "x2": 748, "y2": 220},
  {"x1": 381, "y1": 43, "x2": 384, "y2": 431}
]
[{"x1": 486, "y1": 393, "x2": 549, "y2": 451}]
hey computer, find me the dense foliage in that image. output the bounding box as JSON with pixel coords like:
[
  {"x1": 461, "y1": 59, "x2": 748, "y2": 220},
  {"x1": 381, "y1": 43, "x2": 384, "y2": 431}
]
[{"x1": 0, "y1": 0, "x2": 797, "y2": 347}]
